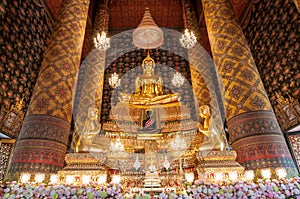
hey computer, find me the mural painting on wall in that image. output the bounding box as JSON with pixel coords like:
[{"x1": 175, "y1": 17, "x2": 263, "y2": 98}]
[
  {"x1": 243, "y1": 0, "x2": 300, "y2": 106},
  {"x1": 0, "y1": 0, "x2": 52, "y2": 112},
  {"x1": 0, "y1": 0, "x2": 52, "y2": 137}
]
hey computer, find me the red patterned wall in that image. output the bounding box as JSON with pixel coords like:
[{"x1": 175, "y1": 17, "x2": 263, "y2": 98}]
[{"x1": 243, "y1": 0, "x2": 300, "y2": 104}]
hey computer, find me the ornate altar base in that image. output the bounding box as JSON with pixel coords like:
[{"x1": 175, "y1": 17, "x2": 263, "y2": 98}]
[
  {"x1": 59, "y1": 152, "x2": 190, "y2": 193},
  {"x1": 58, "y1": 150, "x2": 244, "y2": 187},
  {"x1": 196, "y1": 150, "x2": 244, "y2": 181}
]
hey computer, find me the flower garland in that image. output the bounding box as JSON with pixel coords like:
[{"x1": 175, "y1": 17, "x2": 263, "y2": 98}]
[{"x1": 1, "y1": 177, "x2": 300, "y2": 199}]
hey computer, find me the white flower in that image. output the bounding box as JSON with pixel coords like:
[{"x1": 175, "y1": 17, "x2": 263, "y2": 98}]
[
  {"x1": 259, "y1": 183, "x2": 266, "y2": 192},
  {"x1": 248, "y1": 190, "x2": 254, "y2": 196},
  {"x1": 293, "y1": 188, "x2": 300, "y2": 195},
  {"x1": 197, "y1": 186, "x2": 202, "y2": 193},
  {"x1": 207, "y1": 188, "x2": 212, "y2": 195},
  {"x1": 243, "y1": 185, "x2": 249, "y2": 192},
  {"x1": 281, "y1": 184, "x2": 286, "y2": 190},
  {"x1": 280, "y1": 194, "x2": 286, "y2": 199},
  {"x1": 237, "y1": 190, "x2": 244, "y2": 197},
  {"x1": 212, "y1": 187, "x2": 219, "y2": 193}
]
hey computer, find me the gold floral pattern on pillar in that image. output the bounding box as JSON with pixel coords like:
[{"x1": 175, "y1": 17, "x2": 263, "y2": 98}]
[
  {"x1": 188, "y1": 46, "x2": 224, "y2": 133},
  {"x1": 26, "y1": 0, "x2": 90, "y2": 122},
  {"x1": 9, "y1": 0, "x2": 90, "y2": 175},
  {"x1": 73, "y1": 50, "x2": 106, "y2": 133},
  {"x1": 183, "y1": 0, "x2": 202, "y2": 44},
  {"x1": 202, "y1": 0, "x2": 271, "y2": 120}
]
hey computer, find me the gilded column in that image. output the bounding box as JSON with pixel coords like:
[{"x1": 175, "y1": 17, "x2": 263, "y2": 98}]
[
  {"x1": 202, "y1": 0, "x2": 297, "y2": 174},
  {"x1": 93, "y1": 0, "x2": 109, "y2": 115},
  {"x1": 183, "y1": 0, "x2": 202, "y2": 44},
  {"x1": 92, "y1": 1, "x2": 109, "y2": 42},
  {"x1": 185, "y1": 0, "x2": 226, "y2": 129},
  {"x1": 293, "y1": 0, "x2": 300, "y2": 12},
  {"x1": 72, "y1": 0, "x2": 108, "y2": 151},
  {"x1": 9, "y1": 0, "x2": 90, "y2": 176}
]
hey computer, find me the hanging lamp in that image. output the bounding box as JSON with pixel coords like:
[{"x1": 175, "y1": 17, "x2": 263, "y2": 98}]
[
  {"x1": 133, "y1": 7, "x2": 164, "y2": 49},
  {"x1": 172, "y1": 31, "x2": 185, "y2": 88},
  {"x1": 179, "y1": 0, "x2": 197, "y2": 49},
  {"x1": 94, "y1": 0, "x2": 110, "y2": 51}
]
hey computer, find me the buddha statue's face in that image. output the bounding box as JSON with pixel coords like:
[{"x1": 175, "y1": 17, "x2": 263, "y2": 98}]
[
  {"x1": 199, "y1": 105, "x2": 210, "y2": 118},
  {"x1": 143, "y1": 60, "x2": 154, "y2": 75}
]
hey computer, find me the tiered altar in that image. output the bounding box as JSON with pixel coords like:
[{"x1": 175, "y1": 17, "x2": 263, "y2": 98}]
[
  {"x1": 60, "y1": 53, "x2": 244, "y2": 194},
  {"x1": 58, "y1": 8, "x2": 244, "y2": 195}
]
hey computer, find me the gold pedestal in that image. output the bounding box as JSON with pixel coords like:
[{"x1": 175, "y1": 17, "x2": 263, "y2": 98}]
[
  {"x1": 196, "y1": 150, "x2": 244, "y2": 181},
  {"x1": 58, "y1": 153, "x2": 107, "y2": 184}
]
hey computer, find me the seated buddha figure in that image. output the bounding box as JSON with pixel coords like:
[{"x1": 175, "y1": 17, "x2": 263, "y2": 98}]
[
  {"x1": 119, "y1": 52, "x2": 180, "y2": 105},
  {"x1": 140, "y1": 109, "x2": 157, "y2": 132},
  {"x1": 198, "y1": 105, "x2": 228, "y2": 151}
]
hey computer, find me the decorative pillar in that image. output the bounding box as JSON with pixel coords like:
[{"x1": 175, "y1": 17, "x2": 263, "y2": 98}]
[
  {"x1": 183, "y1": 0, "x2": 202, "y2": 44},
  {"x1": 93, "y1": 0, "x2": 109, "y2": 115},
  {"x1": 71, "y1": 1, "x2": 108, "y2": 152},
  {"x1": 185, "y1": 0, "x2": 226, "y2": 125},
  {"x1": 202, "y1": 0, "x2": 298, "y2": 174},
  {"x1": 9, "y1": 0, "x2": 90, "y2": 176},
  {"x1": 92, "y1": 1, "x2": 109, "y2": 42},
  {"x1": 293, "y1": 0, "x2": 300, "y2": 12}
]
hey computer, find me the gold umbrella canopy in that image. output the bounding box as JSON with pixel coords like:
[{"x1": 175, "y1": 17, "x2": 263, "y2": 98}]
[{"x1": 133, "y1": 7, "x2": 164, "y2": 49}]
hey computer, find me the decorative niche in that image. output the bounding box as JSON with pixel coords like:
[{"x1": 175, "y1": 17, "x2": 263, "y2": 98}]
[{"x1": 274, "y1": 93, "x2": 300, "y2": 131}]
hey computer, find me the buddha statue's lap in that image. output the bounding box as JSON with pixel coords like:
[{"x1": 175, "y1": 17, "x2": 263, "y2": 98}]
[{"x1": 119, "y1": 92, "x2": 180, "y2": 105}]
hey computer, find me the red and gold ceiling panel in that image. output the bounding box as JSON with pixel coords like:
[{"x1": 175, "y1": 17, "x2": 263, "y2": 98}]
[{"x1": 109, "y1": 0, "x2": 184, "y2": 30}]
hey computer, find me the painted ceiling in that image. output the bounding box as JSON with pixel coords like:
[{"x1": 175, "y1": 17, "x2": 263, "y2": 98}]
[
  {"x1": 45, "y1": 0, "x2": 251, "y2": 58},
  {"x1": 45, "y1": 0, "x2": 251, "y2": 30}
]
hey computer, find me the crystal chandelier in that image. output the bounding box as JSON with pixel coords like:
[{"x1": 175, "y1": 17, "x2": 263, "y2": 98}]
[
  {"x1": 107, "y1": 138, "x2": 127, "y2": 167},
  {"x1": 170, "y1": 134, "x2": 187, "y2": 152},
  {"x1": 172, "y1": 71, "x2": 185, "y2": 87},
  {"x1": 94, "y1": 31, "x2": 110, "y2": 51},
  {"x1": 109, "y1": 138, "x2": 125, "y2": 153},
  {"x1": 109, "y1": 72, "x2": 121, "y2": 88},
  {"x1": 180, "y1": 29, "x2": 197, "y2": 49},
  {"x1": 180, "y1": 0, "x2": 197, "y2": 49},
  {"x1": 93, "y1": 0, "x2": 110, "y2": 51}
]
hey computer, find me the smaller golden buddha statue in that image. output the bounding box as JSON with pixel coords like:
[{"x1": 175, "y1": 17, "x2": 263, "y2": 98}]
[
  {"x1": 74, "y1": 106, "x2": 101, "y2": 152},
  {"x1": 198, "y1": 105, "x2": 228, "y2": 151},
  {"x1": 119, "y1": 52, "x2": 180, "y2": 105}
]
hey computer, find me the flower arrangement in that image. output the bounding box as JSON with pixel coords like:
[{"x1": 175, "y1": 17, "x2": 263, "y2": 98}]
[
  {"x1": 187, "y1": 177, "x2": 300, "y2": 199},
  {"x1": 0, "y1": 181, "x2": 122, "y2": 199},
  {"x1": 1, "y1": 177, "x2": 300, "y2": 199}
]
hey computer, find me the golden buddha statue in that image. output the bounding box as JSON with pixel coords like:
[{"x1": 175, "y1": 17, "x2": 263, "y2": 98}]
[
  {"x1": 74, "y1": 106, "x2": 101, "y2": 153},
  {"x1": 119, "y1": 52, "x2": 180, "y2": 105},
  {"x1": 198, "y1": 105, "x2": 228, "y2": 151}
]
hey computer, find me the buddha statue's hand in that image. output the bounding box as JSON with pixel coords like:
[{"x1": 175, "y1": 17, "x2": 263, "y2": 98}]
[{"x1": 198, "y1": 124, "x2": 212, "y2": 136}]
